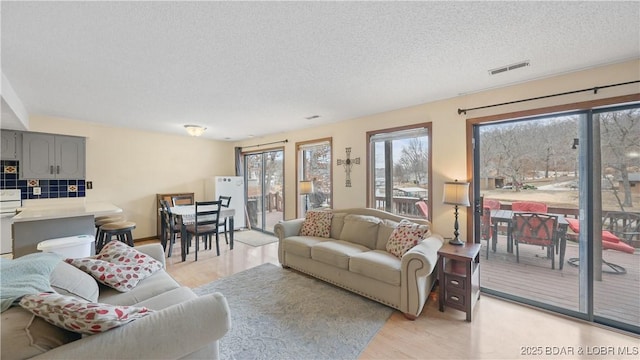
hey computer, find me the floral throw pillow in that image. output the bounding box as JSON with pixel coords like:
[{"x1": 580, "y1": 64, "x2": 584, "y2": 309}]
[
  {"x1": 20, "y1": 292, "x2": 153, "y2": 335},
  {"x1": 386, "y1": 219, "x2": 431, "y2": 258},
  {"x1": 300, "y1": 210, "x2": 333, "y2": 238},
  {"x1": 65, "y1": 240, "x2": 163, "y2": 292}
]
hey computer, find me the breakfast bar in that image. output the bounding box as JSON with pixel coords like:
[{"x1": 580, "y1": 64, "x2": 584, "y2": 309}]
[{"x1": 11, "y1": 202, "x2": 122, "y2": 257}]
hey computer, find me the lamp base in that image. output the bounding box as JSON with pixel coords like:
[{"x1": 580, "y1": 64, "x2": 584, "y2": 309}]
[{"x1": 449, "y1": 237, "x2": 465, "y2": 246}]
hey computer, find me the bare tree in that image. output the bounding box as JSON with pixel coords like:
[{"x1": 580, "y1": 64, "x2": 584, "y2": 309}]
[
  {"x1": 397, "y1": 138, "x2": 428, "y2": 184},
  {"x1": 599, "y1": 109, "x2": 640, "y2": 207}
]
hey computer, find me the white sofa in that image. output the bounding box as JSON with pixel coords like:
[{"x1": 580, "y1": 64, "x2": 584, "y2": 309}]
[
  {"x1": 1, "y1": 244, "x2": 231, "y2": 360},
  {"x1": 274, "y1": 208, "x2": 443, "y2": 319}
]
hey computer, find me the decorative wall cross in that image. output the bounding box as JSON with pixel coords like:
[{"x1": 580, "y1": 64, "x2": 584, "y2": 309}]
[{"x1": 336, "y1": 147, "x2": 360, "y2": 187}]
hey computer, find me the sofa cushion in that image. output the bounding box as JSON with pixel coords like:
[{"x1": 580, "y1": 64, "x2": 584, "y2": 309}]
[
  {"x1": 349, "y1": 250, "x2": 401, "y2": 286},
  {"x1": 330, "y1": 212, "x2": 347, "y2": 239},
  {"x1": 376, "y1": 219, "x2": 400, "y2": 250},
  {"x1": 19, "y1": 292, "x2": 153, "y2": 335},
  {"x1": 311, "y1": 240, "x2": 369, "y2": 269},
  {"x1": 300, "y1": 210, "x2": 333, "y2": 238},
  {"x1": 65, "y1": 240, "x2": 163, "y2": 292},
  {"x1": 97, "y1": 270, "x2": 181, "y2": 306},
  {"x1": 134, "y1": 287, "x2": 197, "y2": 310},
  {"x1": 338, "y1": 214, "x2": 381, "y2": 249},
  {"x1": 50, "y1": 261, "x2": 99, "y2": 302},
  {"x1": 282, "y1": 236, "x2": 329, "y2": 259},
  {"x1": 1, "y1": 306, "x2": 81, "y2": 360},
  {"x1": 386, "y1": 219, "x2": 431, "y2": 258}
]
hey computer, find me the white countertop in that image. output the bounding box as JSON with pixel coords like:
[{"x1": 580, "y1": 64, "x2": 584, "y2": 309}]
[{"x1": 12, "y1": 202, "x2": 122, "y2": 222}]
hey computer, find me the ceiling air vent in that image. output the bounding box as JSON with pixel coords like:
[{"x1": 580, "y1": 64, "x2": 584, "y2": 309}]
[{"x1": 488, "y1": 60, "x2": 530, "y2": 75}]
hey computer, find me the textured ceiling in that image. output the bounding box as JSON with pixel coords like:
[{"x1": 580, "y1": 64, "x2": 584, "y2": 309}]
[{"x1": 1, "y1": 1, "x2": 639, "y2": 140}]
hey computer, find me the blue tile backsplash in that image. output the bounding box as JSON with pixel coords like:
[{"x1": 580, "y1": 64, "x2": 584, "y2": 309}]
[{"x1": 1, "y1": 160, "x2": 86, "y2": 199}]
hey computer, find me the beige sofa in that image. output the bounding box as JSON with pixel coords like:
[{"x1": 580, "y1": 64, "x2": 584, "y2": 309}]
[
  {"x1": 1, "y1": 244, "x2": 231, "y2": 360},
  {"x1": 274, "y1": 208, "x2": 443, "y2": 319}
]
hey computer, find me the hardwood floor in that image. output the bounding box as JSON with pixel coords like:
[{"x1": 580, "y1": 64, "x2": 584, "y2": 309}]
[{"x1": 139, "y1": 237, "x2": 639, "y2": 359}]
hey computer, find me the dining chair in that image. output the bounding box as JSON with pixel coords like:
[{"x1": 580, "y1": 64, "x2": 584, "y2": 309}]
[
  {"x1": 185, "y1": 200, "x2": 222, "y2": 260},
  {"x1": 512, "y1": 201, "x2": 548, "y2": 213},
  {"x1": 512, "y1": 212, "x2": 558, "y2": 269},
  {"x1": 218, "y1": 195, "x2": 232, "y2": 244},
  {"x1": 160, "y1": 199, "x2": 181, "y2": 257},
  {"x1": 172, "y1": 195, "x2": 194, "y2": 207}
]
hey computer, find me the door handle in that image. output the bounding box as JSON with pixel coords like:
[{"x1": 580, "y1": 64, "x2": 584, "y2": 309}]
[
  {"x1": 50, "y1": 165, "x2": 54, "y2": 174},
  {"x1": 56, "y1": 165, "x2": 60, "y2": 174}
]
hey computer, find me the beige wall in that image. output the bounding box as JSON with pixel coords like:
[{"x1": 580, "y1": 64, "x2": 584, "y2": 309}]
[
  {"x1": 234, "y1": 59, "x2": 640, "y2": 241},
  {"x1": 28, "y1": 116, "x2": 235, "y2": 238},
  {"x1": 26, "y1": 59, "x2": 639, "y2": 242}
]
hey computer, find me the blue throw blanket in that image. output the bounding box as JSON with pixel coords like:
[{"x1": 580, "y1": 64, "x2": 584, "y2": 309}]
[{"x1": 0, "y1": 252, "x2": 62, "y2": 312}]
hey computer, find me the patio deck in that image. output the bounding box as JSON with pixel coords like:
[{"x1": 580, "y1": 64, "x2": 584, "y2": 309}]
[{"x1": 480, "y1": 236, "x2": 640, "y2": 327}]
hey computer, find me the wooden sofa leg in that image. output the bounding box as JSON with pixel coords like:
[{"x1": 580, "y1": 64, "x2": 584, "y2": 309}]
[{"x1": 403, "y1": 313, "x2": 417, "y2": 321}]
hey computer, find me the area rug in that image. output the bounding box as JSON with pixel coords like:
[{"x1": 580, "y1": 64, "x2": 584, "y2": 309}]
[
  {"x1": 193, "y1": 263, "x2": 393, "y2": 360},
  {"x1": 233, "y1": 230, "x2": 278, "y2": 247}
]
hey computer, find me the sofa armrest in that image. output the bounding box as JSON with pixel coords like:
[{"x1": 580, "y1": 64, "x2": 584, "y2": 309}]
[
  {"x1": 273, "y1": 218, "x2": 304, "y2": 240},
  {"x1": 135, "y1": 243, "x2": 166, "y2": 268},
  {"x1": 31, "y1": 293, "x2": 231, "y2": 360},
  {"x1": 274, "y1": 219, "x2": 305, "y2": 266},
  {"x1": 399, "y1": 234, "x2": 444, "y2": 317}
]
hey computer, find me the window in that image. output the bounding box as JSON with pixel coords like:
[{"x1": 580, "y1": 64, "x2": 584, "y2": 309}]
[
  {"x1": 296, "y1": 138, "x2": 332, "y2": 216},
  {"x1": 367, "y1": 124, "x2": 431, "y2": 217}
]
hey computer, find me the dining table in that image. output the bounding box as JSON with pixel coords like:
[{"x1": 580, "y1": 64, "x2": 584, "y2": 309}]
[
  {"x1": 167, "y1": 205, "x2": 235, "y2": 261},
  {"x1": 490, "y1": 209, "x2": 569, "y2": 270}
]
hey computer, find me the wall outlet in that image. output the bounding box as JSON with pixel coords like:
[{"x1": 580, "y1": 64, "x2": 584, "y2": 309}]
[
  {"x1": 33, "y1": 187, "x2": 41, "y2": 195},
  {"x1": 86, "y1": 181, "x2": 93, "y2": 189}
]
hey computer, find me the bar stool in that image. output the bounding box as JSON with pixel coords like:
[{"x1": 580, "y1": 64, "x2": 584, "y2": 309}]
[
  {"x1": 95, "y1": 215, "x2": 126, "y2": 242},
  {"x1": 97, "y1": 221, "x2": 136, "y2": 253}
]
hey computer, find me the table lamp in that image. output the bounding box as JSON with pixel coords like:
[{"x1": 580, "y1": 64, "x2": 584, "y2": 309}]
[
  {"x1": 442, "y1": 180, "x2": 471, "y2": 245},
  {"x1": 299, "y1": 180, "x2": 314, "y2": 214}
]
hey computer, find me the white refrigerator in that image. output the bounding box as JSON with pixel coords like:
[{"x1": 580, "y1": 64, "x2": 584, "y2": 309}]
[{"x1": 204, "y1": 176, "x2": 246, "y2": 230}]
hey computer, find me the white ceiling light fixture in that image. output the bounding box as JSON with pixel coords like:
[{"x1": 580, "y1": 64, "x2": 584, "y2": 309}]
[{"x1": 184, "y1": 125, "x2": 207, "y2": 137}]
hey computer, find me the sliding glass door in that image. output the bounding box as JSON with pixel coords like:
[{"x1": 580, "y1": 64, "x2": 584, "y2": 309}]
[
  {"x1": 244, "y1": 149, "x2": 284, "y2": 234},
  {"x1": 472, "y1": 104, "x2": 639, "y2": 333}
]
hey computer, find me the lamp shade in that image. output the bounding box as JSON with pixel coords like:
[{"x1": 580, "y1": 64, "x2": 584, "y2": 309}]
[
  {"x1": 442, "y1": 181, "x2": 471, "y2": 206},
  {"x1": 184, "y1": 125, "x2": 207, "y2": 137},
  {"x1": 299, "y1": 180, "x2": 314, "y2": 195}
]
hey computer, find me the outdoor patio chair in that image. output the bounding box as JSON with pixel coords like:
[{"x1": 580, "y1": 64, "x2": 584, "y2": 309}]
[
  {"x1": 415, "y1": 200, "x2": 429, "y2": 221},
  {"x1": 512, "y1": 212, "x2": 558, "y2": 269},
  {"x1": 512, "y1": 201, "x2": 548, "y2": 213},
  {"x1": 565, "y1": 217, "x2": 634, "y2": 274},
  {"x1": 482, "y1": 199, "x2": 502, "y2": 258},
  {"x1": 604, "y1": 211, "x2": 640, "y2": 245},
  {"x1": 481, "y1": 206, "x2": 493, "y2": 259}
]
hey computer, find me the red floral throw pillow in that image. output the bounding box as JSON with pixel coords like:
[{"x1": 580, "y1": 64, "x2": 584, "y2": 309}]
[
  {"x1": 300, "y1": 210, "x2": 333, "y2": 238},
  {"x1": 20, "y1": 292, "x2": 153, "y2": 334},
  {"x1": 65, "y1": 240, "x2": 163, "y2": 292},
  {"x1": 386, "y1": 219, "x2": 431, "y2": 258}
]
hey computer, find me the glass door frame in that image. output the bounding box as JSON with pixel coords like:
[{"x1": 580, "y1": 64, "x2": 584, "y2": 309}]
[
  {"x1": 466, "y1": 96, "x2": 640, "y2": 334},
  {"x1": 243, "y1": 147, "x2": 284, "y2": 234}
]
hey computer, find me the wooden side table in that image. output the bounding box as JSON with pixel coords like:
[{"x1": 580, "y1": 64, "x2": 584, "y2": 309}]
[{"x1": 438, "y1": 242, "x2": 481, "y2": 321}]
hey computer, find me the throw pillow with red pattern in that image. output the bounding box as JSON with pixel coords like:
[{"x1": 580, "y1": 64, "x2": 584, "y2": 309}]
[
  {"x1": 65, "y1": 240, "x2": 163, "y2": 292},
  {"x1": 386, "y1": 219, "x2": 431, "y2": 258},
  {"x1": 20, "y1": 292, "x2": 153, "y2": 334},
  {"x1": 300, "y1": 210, "x2": 333, "y2": 238}
]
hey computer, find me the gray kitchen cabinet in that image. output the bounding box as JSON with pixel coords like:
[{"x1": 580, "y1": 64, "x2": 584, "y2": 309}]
[
  {"x1": 1, "y1": 130, "x2": 21, "y2": 160},
  {"x1": 21, "y1": 133, "x2": 85, "y2": 179}
]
